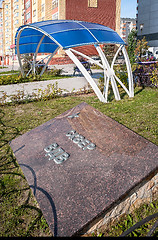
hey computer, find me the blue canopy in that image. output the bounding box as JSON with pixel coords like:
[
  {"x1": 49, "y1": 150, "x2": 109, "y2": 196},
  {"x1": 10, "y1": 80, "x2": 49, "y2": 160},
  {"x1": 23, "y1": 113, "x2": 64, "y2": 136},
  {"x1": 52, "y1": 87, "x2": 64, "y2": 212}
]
[{"x1": 15, "y1": 20, "x2": 125, "y2": 54}]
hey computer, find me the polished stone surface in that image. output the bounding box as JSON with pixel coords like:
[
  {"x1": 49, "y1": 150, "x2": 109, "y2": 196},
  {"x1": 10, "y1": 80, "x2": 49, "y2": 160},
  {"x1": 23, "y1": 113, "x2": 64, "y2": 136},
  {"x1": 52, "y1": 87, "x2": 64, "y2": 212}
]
[{"x1": 10, "y1": 102, "x2": 158, "y2": 236}]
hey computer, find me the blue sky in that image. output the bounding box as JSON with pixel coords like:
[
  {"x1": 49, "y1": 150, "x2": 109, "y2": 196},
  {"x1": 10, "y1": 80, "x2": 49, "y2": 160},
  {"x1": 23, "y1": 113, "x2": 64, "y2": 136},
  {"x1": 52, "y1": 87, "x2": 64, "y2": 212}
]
[{"x1": 121, "y1": 0, "x2": 137, "y2": 18}]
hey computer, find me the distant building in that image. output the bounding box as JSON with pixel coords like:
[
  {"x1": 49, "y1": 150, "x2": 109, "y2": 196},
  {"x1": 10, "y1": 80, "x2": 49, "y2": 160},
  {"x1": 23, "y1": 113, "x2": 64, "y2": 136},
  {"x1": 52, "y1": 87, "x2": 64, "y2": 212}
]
[
  {"x1": 0, "y1": 0, "x2": 24, "y2": 65},
  {"x1": 120, "y1": 18, "x2": 136, "y2": 44},
  {"x1": 0, "y1": 7, "x2": 2, "y2": 63},
  {"x1": 137, "y1": 0, "x2": 158, "y2": 47}
]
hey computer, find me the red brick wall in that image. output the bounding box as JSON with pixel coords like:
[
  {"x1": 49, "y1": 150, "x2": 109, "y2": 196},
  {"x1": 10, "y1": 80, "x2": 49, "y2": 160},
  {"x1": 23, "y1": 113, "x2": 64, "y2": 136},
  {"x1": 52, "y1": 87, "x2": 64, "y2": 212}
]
[{"x1": 66, "y1": 0, "x2": 116, "y2": 30}]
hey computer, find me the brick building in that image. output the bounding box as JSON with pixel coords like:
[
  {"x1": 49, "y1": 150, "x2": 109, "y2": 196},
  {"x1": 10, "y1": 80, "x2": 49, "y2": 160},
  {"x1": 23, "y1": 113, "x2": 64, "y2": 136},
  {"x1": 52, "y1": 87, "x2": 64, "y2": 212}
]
[
  {"x1": 51, "y1": 0, "x2": 121, "y2": 64},
  {"x1": 50, "y1": 0, "x2": 120, "y2": 33}
]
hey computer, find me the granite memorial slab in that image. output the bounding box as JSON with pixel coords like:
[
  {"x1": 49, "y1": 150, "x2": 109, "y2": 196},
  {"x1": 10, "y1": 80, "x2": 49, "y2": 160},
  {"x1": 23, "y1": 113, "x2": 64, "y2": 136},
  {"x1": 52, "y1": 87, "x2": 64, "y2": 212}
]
[{"x1": 10, "y1": 102, "x2": 158, "y2": 236}]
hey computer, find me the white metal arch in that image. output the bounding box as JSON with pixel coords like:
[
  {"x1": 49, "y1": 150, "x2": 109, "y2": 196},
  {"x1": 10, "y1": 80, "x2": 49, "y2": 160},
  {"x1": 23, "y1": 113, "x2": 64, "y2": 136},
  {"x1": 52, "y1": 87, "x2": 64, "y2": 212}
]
[
  {"x1": 66, "y1": 44, "x2": 134, "y2": 102},
  {"x1": 16, "y1": 23, "x2": 134, "y2": 103}
]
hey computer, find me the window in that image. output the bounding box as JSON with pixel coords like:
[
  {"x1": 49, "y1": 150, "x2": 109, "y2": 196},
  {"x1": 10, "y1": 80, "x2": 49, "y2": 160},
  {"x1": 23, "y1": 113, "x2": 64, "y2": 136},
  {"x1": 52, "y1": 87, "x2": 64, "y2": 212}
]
[
  {"x1": 52, "y1": 12, "x2": 58, "y2": 20},
  {"x1": 15, "y1": 19, "x2": 19, "y2": 24},
  {"x1": 41, "y1": 4, "x2": 45, "y2": 12},
  {"x1": 33, "y1": 9, "x2": 36, "y2": 17},
  {"x1": 88, "y1": 0, "x2": 98, "y2": 8},
  {"x1": 26, "y1": 11, "x2": 30, "y2": 20},
  {"x1": 26, "y1": 0, "x2": 30, "y2": 10},
  {"x1": 52, "y1": 0, "x2": 58, "y2": 10}
]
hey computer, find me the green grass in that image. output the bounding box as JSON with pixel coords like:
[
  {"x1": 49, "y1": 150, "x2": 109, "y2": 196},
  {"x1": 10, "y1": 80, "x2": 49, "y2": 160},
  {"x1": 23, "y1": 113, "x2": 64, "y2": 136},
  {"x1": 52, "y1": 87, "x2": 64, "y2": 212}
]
[
  {"x1": 0, "y1": 70, "x2": 20, "y2": 75},
  {"x1": 0, "y1": 87, "x2": 158, "y2": 237},
  {"x1": 0, "y1": 72, "x2": 71, "y2": 86}
]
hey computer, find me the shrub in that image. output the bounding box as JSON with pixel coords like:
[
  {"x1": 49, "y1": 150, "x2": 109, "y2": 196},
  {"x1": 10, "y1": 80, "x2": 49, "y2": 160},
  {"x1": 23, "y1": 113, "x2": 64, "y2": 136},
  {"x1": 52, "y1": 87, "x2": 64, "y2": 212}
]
[
  {"x1": 98, "y1": 64, "x2": 129, "y2": 93},
  {"x1": 0, "y1": 74, "x2": 42, "y2": 85},
  {"x1": 46, "y1": 67, "x2": 63, "y2": 76},
  {"x1": 133, "y1": 63, "x2": 158, "y2": 88}
]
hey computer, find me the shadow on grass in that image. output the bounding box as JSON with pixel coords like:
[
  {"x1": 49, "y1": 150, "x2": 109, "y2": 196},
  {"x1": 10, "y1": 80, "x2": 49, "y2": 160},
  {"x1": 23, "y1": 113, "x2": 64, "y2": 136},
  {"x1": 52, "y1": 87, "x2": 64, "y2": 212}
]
[
  {"x1": 0, "y1": 108, "x2": 54, "y2": 237},
  {"x1": 20, "y1": 163, "x2": 58, "y2": 237},
  {"x1": 107, "y1": 88, "x2": 127, "y2": 102},
  {"x1": 134, "y1": 87, "x2": 145, "y2": 95}
]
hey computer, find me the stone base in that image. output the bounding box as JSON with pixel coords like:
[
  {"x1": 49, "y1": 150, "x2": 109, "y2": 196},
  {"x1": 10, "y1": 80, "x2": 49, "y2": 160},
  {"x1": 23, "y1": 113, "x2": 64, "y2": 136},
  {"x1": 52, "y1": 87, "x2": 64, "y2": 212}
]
[{"x1": 81, "y1": 171, "x2": 158, "y2": 236}]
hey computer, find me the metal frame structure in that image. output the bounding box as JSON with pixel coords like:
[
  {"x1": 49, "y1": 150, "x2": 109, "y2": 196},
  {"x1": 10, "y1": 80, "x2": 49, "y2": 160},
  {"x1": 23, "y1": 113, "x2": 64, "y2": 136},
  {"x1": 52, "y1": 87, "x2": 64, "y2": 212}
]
[{"x1": 15, "y1": 20, "x2": 134, "y2": 103}]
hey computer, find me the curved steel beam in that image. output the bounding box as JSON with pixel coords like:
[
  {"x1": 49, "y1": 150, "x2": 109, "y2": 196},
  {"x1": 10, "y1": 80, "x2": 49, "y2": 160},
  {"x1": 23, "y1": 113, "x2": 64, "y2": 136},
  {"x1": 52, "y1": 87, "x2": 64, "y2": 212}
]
[
  {"x1": 16, "y1": 28, "x2": 25, "y2": 77},
  {"x1": 122, "y1": 46, "x2": 134, "y2": 97},
  {"x1": 70, "y1": 48, "x2": 104, "y2": 69},
  {"x1": 33, "y1": 35, "x2": 45, "y2": 75},
  {"x1": 40, "y1": 47, "x2": 59, "y2": 76},
  {"x1": 65, "y1": 48, "x2": 106, "y2": 103},
  {"x1": 95, "y1": 45, "x2": 121, "y2": 101}
]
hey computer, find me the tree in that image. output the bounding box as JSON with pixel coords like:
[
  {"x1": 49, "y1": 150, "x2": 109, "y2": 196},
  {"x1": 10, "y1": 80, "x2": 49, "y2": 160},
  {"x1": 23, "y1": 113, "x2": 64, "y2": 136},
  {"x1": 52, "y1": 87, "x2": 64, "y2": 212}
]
[
  {"x1": 127, "y1": 29, "x2": 137, "y2": 65},
  {"x1": 135, "y1": 36, "x2": 149, "y2": 62}
]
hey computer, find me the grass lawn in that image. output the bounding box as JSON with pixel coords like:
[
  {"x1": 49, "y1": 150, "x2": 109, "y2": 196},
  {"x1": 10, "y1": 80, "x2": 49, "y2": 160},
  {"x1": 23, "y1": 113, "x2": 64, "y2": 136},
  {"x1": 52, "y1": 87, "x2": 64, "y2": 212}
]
[{"x1": 0, "y1": 87, "x2": 158, "y2": 237}]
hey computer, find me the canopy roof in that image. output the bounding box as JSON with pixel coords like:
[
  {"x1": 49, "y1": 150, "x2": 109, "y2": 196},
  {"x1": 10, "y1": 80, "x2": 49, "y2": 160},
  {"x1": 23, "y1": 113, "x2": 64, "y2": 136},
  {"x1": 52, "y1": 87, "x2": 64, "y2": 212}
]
[{"x1": 15, "y1": 20, "x2": 125, "y2": 55}]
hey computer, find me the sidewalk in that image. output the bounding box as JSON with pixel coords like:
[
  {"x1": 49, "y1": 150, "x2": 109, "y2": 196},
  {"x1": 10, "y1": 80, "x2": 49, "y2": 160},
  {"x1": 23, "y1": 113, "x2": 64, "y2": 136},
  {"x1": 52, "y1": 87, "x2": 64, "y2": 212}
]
[{"x1": 0, "y1": 64, "x2": 103, "y2": 102}]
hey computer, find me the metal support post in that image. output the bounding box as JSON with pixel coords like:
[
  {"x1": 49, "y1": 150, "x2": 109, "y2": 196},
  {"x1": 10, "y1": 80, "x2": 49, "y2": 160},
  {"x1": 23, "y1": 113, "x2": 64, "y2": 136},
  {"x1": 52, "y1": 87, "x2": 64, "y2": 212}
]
[
  {"x1": 65, "y1": 48, "x2": 106, "y2": 103},
  {"x1": 95, "y1": 45, "x2": 121, "y2": 101}
]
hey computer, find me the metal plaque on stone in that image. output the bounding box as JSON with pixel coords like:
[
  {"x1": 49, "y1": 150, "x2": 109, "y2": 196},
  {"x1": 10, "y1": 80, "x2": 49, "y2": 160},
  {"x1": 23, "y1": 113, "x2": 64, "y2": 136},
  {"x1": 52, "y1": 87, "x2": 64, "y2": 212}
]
[{"x1": 10, "y1": 102, "x2": 158, "y2": 237}]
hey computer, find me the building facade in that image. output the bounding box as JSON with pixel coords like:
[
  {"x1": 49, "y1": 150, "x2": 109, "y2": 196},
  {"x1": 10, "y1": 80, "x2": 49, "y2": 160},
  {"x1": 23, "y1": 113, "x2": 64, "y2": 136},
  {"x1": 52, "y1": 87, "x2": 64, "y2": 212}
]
[
  {"x1": 120, "y1": 18, "x2": 136, "y2": 43},
  {"x1": 0, "y1": 0, "x2": 121, "y2": 65},
  {"x1": 2, "y1": 0, "x2": 12, "y2": 61},
  {"x1": 137, "y1": 0, "x2": 158, "y2": 47},
  {"x1": 0, "y1": 0, "x2": 23, "y2": 65},
  {"x1": 0, "y1": 7, "x2": 3, "y2": 63}
]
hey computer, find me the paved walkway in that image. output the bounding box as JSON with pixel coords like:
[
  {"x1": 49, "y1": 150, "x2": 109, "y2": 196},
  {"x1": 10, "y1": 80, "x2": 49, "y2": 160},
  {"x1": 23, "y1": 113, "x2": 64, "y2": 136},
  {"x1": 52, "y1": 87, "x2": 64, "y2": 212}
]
[{"x1": 0, "y1": 64, "x2": 103, "y2": 102}]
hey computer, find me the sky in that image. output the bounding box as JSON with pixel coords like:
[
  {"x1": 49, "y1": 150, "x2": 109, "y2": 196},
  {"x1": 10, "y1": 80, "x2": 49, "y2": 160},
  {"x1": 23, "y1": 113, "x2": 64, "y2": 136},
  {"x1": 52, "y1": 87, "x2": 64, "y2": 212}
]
[{"x1": 121, "y1": 0, "x2": 137, "y2": 18}]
